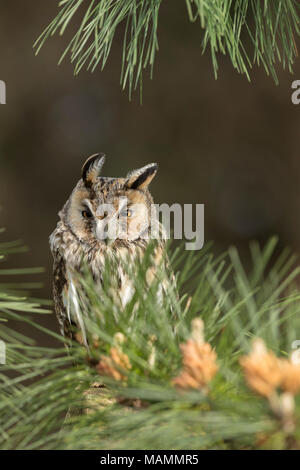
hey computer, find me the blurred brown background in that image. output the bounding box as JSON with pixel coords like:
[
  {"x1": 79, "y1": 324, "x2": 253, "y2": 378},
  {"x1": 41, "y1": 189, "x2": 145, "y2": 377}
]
[{"x1": 0, "y1": 2, "x2": 300, "y2": 339}]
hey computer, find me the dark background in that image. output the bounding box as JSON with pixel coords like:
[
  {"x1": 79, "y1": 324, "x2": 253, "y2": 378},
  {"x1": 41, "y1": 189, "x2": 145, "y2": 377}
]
[{"x1": 0, "y1": 2, "x2": 300, "y2": 340}]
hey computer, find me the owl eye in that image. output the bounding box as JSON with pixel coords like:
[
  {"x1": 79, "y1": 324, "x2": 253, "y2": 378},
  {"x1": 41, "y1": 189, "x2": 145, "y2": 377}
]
[
  {"x1": 121, "y1": 208, "x2": 133, "y2": 218},
  {"x1": 82, "y1": 209, "x2": 93, "y2": 219}
]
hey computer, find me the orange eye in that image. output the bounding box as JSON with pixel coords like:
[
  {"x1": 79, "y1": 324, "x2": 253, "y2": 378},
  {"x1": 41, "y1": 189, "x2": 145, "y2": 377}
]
[
  {"x1": 120, "y1": 208, "x2": 132, "y2": 218},
  {"x1": 82, "y1": 210, "x2": 92, "y2": 219}
]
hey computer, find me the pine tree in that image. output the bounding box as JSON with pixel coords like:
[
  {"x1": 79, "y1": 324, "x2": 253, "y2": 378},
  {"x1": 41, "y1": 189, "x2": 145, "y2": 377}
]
[{"x1": 1, "y1": 233, "x2": 300, "y2": 450}]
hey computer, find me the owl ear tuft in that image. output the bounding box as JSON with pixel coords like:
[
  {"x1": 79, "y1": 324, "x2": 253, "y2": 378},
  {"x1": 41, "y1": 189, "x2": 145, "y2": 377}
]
[
  {"x1": 126, "y1": 163, "x2": 158, "y2": 190},
  {"x1": 82, "y1": 153, "x2": 105, "y2": 187}
]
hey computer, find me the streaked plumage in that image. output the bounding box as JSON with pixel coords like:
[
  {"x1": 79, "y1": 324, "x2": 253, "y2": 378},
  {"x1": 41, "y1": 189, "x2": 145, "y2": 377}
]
[{"x1": 50, "y1": 154, "x2": 169, "y2": 343}]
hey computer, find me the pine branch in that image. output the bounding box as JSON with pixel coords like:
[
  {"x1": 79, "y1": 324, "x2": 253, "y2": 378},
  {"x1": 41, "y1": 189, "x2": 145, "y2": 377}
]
[
  {"x1": 34, "y1": 1, "x2": 300, "y2": 99},
  {"x1": 1, "y1": 234, "x2": 300, "y2": 449}
]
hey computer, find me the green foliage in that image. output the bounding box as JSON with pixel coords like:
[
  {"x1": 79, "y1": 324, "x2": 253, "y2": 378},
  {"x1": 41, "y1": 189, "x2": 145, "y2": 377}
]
[
  {"x1": 1, "y1": 232, "x2": 300, "y2": 449},
  {"x1": 34, "y1": 1, "x2": 300, "y2": 98}
]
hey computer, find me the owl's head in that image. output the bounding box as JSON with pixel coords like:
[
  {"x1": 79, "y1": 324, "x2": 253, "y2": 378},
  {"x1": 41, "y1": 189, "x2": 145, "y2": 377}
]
[{"x1": 60, "y1": 154, "x2": 158, "y2": 245}]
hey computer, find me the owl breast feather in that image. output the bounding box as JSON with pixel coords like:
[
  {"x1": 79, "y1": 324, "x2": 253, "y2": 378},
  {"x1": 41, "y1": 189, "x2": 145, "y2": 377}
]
[{"x1": 50, "y1": 221, "x2": 165, "y2": 342}]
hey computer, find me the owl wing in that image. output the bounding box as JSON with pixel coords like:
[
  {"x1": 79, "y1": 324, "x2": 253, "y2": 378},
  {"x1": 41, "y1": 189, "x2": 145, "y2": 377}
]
[
  {"x1": 51, "y1": 236, "x2": 89, "y2": 346},
  {"x1": 52, "y1": 252, "x2": 72, "y2": 339},
  {"x1": 50, "y1": 223, "x2": 76, "y2": 340}
]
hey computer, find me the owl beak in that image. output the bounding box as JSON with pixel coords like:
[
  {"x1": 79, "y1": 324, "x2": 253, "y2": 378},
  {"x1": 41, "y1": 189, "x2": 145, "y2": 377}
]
[{"x1": 96, "y1": 212, "x2": 108, "y2": 221}]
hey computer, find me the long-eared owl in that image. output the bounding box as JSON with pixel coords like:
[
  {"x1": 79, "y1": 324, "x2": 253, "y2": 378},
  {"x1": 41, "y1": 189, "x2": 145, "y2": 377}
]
[{"x1": 50, "y1": 154, "x2": 169, "y2": 343}]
